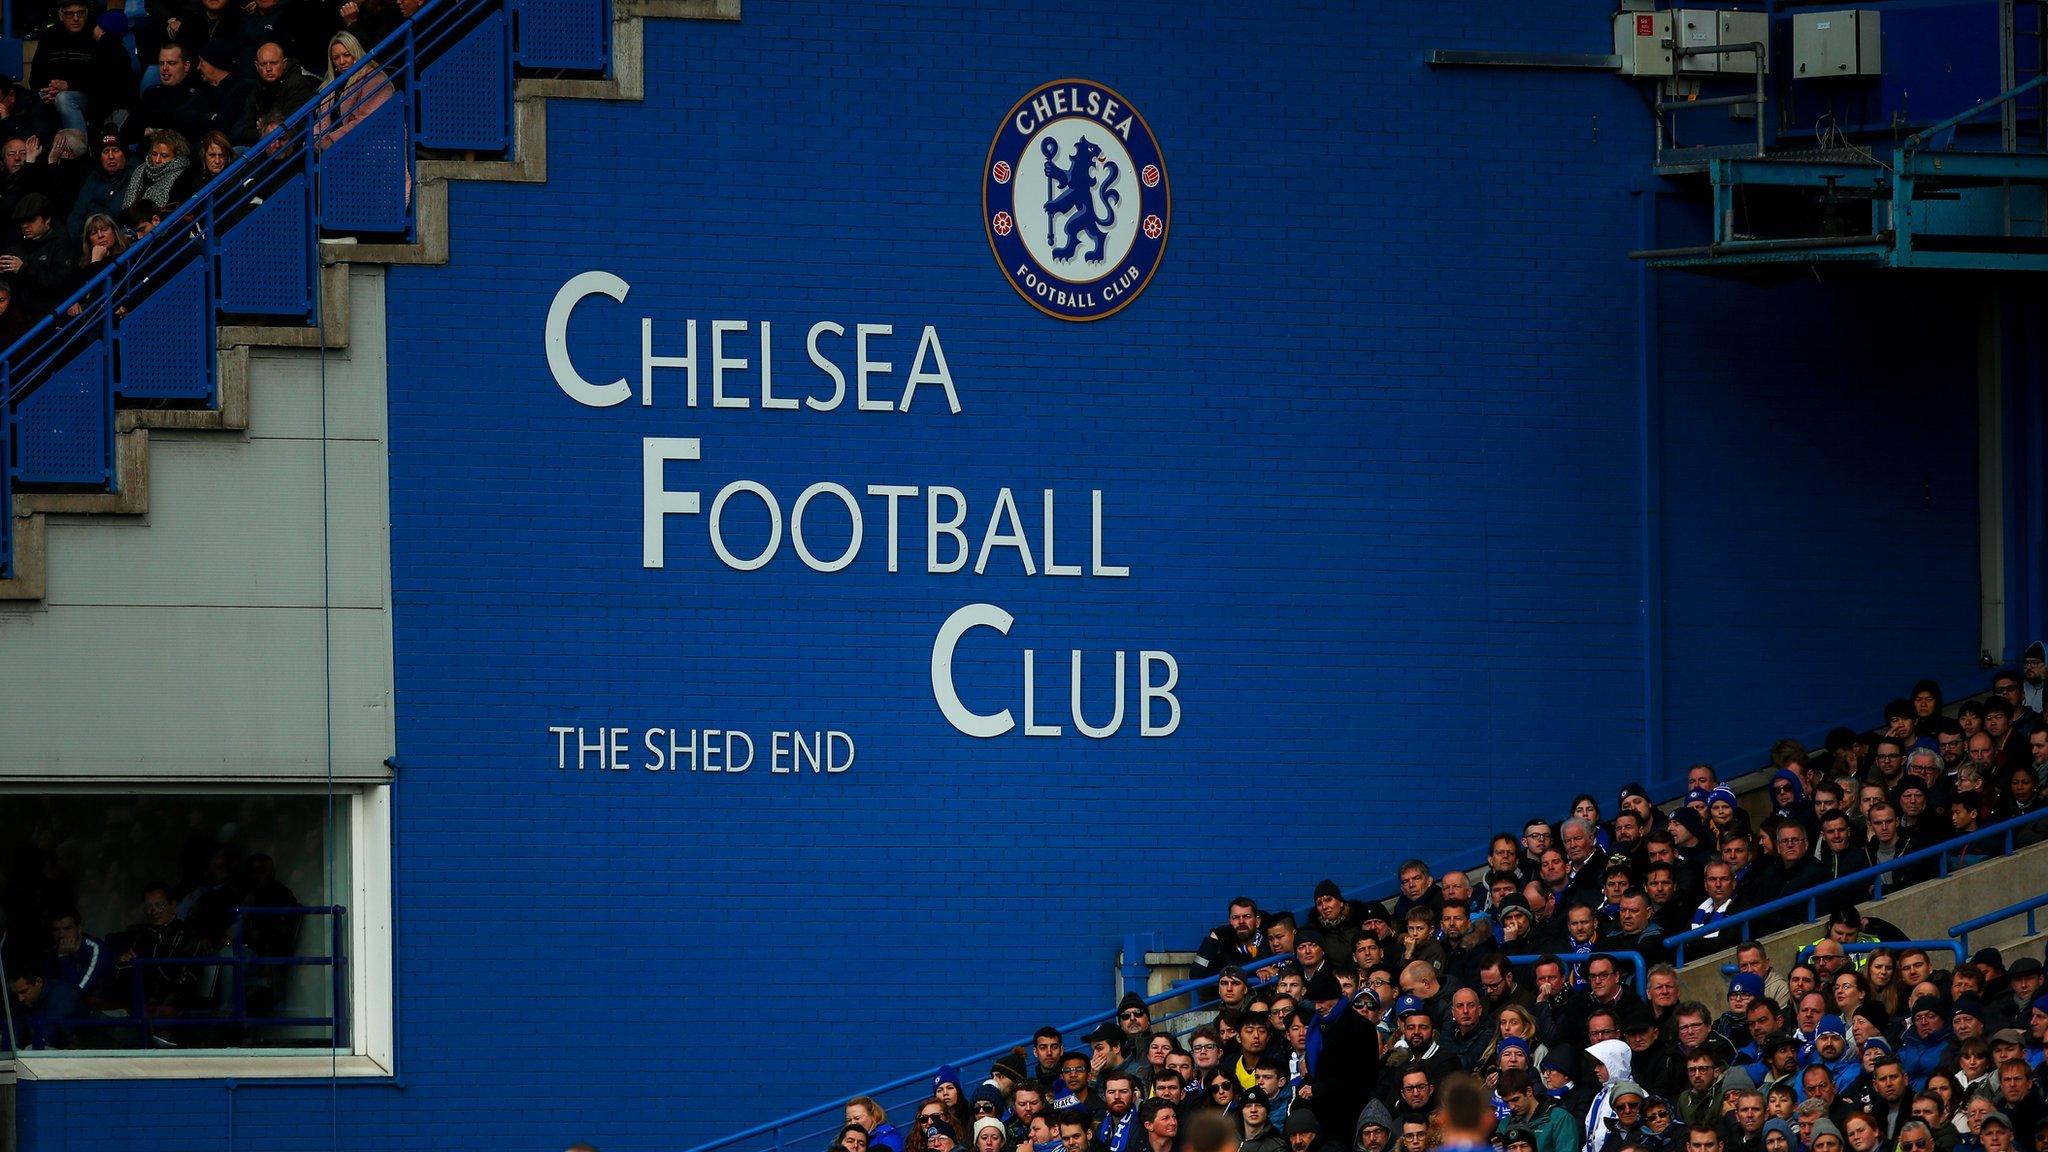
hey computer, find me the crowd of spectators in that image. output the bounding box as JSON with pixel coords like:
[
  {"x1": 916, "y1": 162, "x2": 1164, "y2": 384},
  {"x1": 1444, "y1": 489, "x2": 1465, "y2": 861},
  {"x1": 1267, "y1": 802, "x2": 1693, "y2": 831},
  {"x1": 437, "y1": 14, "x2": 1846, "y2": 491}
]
[
  {"x1": 835, "y1": 651, "x2": 2048, "y2": 1152},
  {"x1": 4, "y1": 839, "x2": 307, "y2": 1049},
  {"x1": 0, "y1": 0, "x2": 421, "y2": 344}
]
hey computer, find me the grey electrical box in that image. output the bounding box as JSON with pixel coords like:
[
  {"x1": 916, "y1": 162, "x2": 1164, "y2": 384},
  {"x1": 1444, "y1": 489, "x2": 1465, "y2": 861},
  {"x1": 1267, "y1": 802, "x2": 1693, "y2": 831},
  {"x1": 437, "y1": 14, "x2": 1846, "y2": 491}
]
[
  {"x1": 1614, "y1": 11, "x2": 1674, "y2": 76},
  {"x1": 1718, "y1": 12, "x2": 1769, "y2": 74},
  {"x1": 1794, "y1": 10, "x2": 1882, "y2": 77},
  {"x1": 1675, "y1": 10, "x2": 1719, "y2": 72},
  {"x1": 1674, "y1": 10, "x2": 1769, "y2": 74}
]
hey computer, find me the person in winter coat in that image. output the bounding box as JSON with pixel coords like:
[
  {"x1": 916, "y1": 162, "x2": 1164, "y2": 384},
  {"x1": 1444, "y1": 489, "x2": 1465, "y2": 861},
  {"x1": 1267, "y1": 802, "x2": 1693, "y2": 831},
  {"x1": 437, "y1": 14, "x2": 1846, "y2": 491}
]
[
  {"x1": 1241, "y1": 1088, "x2": 1288, "y2": 1152},
  {"x1": 1900, "y1": 997, "x2": 1956, "y2": 1086},
  {"x1": 1302, "y1": 973, "x2": 1382, "y2": 1145},
  {"x1": 1583, "y1": 1041, "x2": 1638, "y2": 1150},
  {"x1": 233, "y1": 42, "x2": 316, "y2": 145},
  {"x1": 1353, "y1": 1101, "x2": 1395, "y2": 1152},
  {"x1": 122, "y1": 129, "x2": 192, "y2": 211},
  {"x1": 28, "y1": 0, "x2": 138, "y2": 135},
  {"x1": 1499, "y1": 1068, "x2": 1584, "y2": 1152},
  {"x1": 0, "y1": 193, "x2": 76, "y2": 312}
]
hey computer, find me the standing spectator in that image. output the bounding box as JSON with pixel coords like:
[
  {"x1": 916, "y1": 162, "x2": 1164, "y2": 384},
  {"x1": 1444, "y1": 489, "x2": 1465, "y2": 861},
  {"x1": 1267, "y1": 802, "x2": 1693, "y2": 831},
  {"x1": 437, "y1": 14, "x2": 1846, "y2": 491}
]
[
  {"x1": 337, "y1": 0, "x2": 401, "y2": 52},
  {"x1": 28, "y1": 0, "x2": 137, "y2": 136},
  {"x1": 172, "y1": 0, "x2": 245, "y2": 55},
  {"x1": 234, "y1": 42, "x2": 315, "y2": 146},
  {"x1": 239, "y1": 0, "x2": 337, "y2": 77},
  {"x1": 128, "y1": 43, "x2": 207, "y2": 146}
]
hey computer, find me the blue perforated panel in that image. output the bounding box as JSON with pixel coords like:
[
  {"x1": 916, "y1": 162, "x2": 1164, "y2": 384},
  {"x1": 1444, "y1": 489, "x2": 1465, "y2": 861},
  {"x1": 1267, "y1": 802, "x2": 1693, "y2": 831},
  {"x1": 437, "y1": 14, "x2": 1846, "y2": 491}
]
[
  {"x1": 515, "y1": 0, "x2": 609, "y2": 71},
  {"x1": 0, "y1": 406, "x2": 12, "y2": 579},
  {"x1": 317, "y1": 97, "x2": 413, "y2": 236},
  {"x1": 420, "y1": 10, "x2": 512, "y2": 151},
  {"x1": 218, "y1": 177, "x2": 313, "y2": 319},
  {"x1": 13, "y1": 346, "x2": 112, "y2": 488},
  {"x1": 117, "y1": 263, "x2": 214, "y2": 402}
]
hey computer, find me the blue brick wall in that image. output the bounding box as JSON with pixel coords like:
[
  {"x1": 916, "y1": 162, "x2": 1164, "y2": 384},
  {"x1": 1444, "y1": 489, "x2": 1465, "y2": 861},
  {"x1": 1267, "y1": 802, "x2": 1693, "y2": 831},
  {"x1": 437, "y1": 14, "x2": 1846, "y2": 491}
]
[{"x1": 17, "y1": 2, "x2": 1996, "y2": 1149}]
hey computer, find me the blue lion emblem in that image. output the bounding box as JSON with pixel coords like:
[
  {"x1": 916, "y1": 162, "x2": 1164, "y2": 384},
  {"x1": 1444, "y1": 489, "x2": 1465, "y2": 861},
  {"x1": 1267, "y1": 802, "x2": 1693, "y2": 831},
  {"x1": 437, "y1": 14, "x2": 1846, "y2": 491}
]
[{"x1": 1041, "y1": 135, "x2": 1121, "y2": 262}]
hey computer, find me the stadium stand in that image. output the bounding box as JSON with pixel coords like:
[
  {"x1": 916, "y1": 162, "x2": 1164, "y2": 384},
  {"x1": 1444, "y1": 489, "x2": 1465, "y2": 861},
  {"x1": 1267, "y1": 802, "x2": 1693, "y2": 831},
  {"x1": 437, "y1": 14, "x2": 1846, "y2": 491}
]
[
  {"x1": 657, "y1": 667, "x2": 2048, "y2": 1152},
  {"x1": 2, "y1": 6, "x2": 2046, "y2": 1152}
]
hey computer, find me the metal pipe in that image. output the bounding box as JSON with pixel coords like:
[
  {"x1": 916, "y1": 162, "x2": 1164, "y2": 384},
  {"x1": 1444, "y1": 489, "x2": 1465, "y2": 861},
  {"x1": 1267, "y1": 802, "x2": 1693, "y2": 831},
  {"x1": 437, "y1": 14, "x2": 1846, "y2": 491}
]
[{"x1": 1628, "y1": 233, "x2": 1888, "y2": 259}]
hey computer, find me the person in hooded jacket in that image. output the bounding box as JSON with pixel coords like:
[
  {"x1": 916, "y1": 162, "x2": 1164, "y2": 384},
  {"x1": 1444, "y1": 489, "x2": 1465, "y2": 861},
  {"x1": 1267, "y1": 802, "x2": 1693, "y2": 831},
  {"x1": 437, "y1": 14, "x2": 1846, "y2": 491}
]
[
  {"x1": 1352, "y1": 1101, "x2": 1394, "y2": 1152},
  {"x1": 1768, "y1": 771, "x2": 1822, "y2": 841},
  {"x1": 1583, "y1": 1044, "x2": 1640, "y2": 1152},
  {"x1": 1545, "y1": 1047, "x2": 1600, "y2": 1126}
]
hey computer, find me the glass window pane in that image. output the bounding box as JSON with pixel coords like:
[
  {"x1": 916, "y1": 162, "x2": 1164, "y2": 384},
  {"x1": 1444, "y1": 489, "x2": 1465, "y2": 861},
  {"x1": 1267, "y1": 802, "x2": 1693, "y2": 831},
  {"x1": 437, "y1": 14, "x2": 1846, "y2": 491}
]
[{"x1": 1, "y1": 791, "x2": 349, "y2": 1054}]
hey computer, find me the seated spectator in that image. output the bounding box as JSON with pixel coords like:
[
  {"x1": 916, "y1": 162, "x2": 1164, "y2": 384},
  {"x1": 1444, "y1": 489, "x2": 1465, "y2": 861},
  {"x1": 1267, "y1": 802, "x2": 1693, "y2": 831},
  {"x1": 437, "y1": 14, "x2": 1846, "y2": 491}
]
[
  {"x1": 0, "y1": 79, "x2": 43, "y2": 147},
  {"x1": 40, "y1": 128, "x2": 90, "y2": 211},
  {"x1": 127, "y1": 44, "x2": 208, "y2": 148},
  {"x1": 181, "y1": 129, "x2": 233, "y2": 200},
  {"x1": 0, "y1": 193, "x2": 75, "y2": 312},
  {"x1": 235, "y1": 41, "x2": 316, "y2": 146},
  {"x1": 0, "y1": 278, "x2": 33, "y2": 346},
  {"x1": 239, "y1": 0, "x2": 337, "y2": 79},
  {"x1": 122, "y1": 129, "x2": 192, "y2": 213},
  {"x1": 192, "y1": 40, "x2": 251, "y2": 142},
  {"x1": 0, "y1": 133, "x2": 51, "y2": 222},
  {"x1": 314, "y1": 31, "x2": 395, "y2": 149},
  {"x1": 109, "y1": 882, "x2": 202, "y2": 1016},
  {"x1": 28, "y1": 0, "x2": 137, "y2": 136},
  {"x1": 68, "y1": 132, "x2": 131, "y2": 237}
]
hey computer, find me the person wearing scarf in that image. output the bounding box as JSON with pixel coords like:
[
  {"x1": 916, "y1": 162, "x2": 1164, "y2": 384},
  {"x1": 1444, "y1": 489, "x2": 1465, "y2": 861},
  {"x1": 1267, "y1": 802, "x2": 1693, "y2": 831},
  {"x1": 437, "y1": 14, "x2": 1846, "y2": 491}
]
[{"x1": 122, "y1": 130, "x2": 192, "y2": 210}]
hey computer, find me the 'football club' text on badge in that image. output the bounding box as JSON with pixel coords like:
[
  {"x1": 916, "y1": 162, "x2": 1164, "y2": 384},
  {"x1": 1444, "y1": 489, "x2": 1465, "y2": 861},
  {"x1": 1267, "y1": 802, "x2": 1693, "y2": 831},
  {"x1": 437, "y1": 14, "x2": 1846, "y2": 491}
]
[{"x1": 984, "y1": 79, "x2": 1170, "y2": 322}]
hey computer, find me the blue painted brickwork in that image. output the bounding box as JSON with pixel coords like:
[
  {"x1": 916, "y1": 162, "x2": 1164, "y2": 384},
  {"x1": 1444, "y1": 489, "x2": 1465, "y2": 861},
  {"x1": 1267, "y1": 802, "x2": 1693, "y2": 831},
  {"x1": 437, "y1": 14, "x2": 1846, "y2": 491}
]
[{"x1": 18, "y1": 1, "x2": 1992, "y2": 1149}]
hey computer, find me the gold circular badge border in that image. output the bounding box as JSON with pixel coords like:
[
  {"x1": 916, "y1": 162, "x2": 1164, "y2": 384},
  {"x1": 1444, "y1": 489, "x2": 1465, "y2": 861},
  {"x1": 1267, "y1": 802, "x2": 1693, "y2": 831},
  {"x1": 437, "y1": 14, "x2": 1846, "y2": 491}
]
[{"x1": 982, "y1": 78, "x2": 1173, "y2": 323}]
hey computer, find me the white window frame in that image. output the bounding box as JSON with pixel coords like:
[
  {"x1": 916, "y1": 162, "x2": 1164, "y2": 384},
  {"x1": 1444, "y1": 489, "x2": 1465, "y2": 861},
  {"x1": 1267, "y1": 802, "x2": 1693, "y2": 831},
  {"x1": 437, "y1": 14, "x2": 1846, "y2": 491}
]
[{"x1": 5, "y1": 781, "x2": 394, "y2": 1081}]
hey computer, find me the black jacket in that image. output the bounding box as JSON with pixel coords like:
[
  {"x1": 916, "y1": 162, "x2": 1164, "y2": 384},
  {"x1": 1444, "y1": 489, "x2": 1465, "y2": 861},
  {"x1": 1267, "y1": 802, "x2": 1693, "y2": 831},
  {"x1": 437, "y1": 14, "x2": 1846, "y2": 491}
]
[
  {"x1": 233, "y1": 64, "x2": 317, "y2": 145},
  {"x1": 24, "y1": 25, "x2": 137, "y2": 126}
]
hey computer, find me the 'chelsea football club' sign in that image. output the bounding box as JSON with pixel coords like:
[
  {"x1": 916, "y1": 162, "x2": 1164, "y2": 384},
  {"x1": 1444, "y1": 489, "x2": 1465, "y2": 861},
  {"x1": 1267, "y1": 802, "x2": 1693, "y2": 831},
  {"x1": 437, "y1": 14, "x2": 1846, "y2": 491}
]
[{"x1": 984, "y1": 79, "x2": 1170, "y2": 322}]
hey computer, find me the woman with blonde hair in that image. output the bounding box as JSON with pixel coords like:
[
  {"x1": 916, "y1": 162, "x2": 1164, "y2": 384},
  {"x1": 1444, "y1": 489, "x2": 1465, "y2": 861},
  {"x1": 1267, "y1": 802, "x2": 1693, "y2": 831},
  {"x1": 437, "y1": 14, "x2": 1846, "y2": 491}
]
[{"x1": 315, "y1": 31, "x2": 395, "y2": 148}]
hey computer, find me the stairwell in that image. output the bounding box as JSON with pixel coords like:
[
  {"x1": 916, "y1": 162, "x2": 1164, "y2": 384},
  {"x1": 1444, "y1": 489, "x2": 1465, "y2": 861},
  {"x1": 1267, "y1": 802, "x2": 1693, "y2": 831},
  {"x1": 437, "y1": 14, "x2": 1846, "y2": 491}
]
[{"x1": 0, "y1": 0, "x2": 737, "y2": 604}]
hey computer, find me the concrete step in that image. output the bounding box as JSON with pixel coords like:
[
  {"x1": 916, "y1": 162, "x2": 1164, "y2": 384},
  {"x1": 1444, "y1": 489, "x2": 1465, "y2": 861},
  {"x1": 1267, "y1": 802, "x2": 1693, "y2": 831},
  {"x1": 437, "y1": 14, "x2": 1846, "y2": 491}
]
[
  {"x1": 1676, "y1": 838, "x2": 2048, "y2": 1003},
  {"x1": 3, "y1": 0, "x2": 737, "y2": 604}
]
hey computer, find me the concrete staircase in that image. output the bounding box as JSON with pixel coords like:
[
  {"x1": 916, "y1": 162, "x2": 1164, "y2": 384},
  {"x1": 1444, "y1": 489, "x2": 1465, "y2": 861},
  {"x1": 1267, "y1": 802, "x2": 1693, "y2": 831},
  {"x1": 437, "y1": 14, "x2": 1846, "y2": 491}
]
[
  {"x1": 0, "y1": 0, "x2": 736, "y2": 601},
  {"x1": 1675, "y1": 838, "x2": 2048, "y2": 1003}
]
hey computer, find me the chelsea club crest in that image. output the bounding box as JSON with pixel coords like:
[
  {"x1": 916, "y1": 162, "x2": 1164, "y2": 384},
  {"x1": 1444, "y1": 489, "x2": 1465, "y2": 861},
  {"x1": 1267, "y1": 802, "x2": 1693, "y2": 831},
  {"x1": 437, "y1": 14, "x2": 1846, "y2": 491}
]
[{"x1": 984, "y1": 79, "x2": 1170, "y2": 322}]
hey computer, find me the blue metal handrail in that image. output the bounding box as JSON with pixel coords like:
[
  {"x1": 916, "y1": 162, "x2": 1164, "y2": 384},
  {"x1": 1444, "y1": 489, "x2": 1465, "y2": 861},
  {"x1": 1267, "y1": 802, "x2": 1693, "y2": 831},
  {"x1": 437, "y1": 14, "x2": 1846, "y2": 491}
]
[
  {"x1": 1904, "y1": 74, "x2": 2048, "y2": 152},
  {"x1": 1951, "y1": 892, "x2": 2048, "y2": 954},
  {"x1": 1504, "y1": 950, "x2": 1650, "y2": 990},
  {"x1": 686, "y1": 950, "x2": 1298, "y2": 1152},
  {"x1": 1666, "y1": 807, "x2": 2046, "y2": 964},
  {"x1": 1717, "y1": 937, "x2": 1966, "y2": 976}
]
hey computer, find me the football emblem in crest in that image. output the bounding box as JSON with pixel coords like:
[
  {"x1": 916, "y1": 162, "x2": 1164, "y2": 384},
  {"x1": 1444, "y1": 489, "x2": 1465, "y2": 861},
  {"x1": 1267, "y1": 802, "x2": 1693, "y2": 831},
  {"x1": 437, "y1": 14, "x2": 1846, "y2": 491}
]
[{"x1": 985, "y1": 79, "x2": 1171, "y2": 322}]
